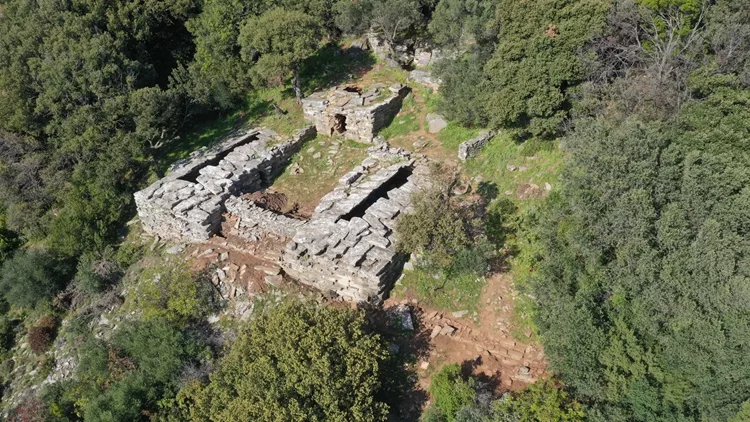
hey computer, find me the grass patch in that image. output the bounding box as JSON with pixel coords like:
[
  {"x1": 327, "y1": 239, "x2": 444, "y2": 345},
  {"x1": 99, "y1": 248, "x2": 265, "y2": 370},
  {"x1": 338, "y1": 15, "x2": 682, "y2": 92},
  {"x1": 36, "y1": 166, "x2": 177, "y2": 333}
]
[
  {"x1": 380, "y1": 112, "x2": 420, "y2": 140},
  {"x1": 392, "y1": 269, "x2": 486, "y2": 313},
  {"x1": 436, "y1": 123, "x2": 481, "y2": 151},
  {"x1": 462, "y1": 132, "x2": 565, "y2": 211},
  {"x1": 271, "y1": 135, "x2": 369, "y2": 209}
]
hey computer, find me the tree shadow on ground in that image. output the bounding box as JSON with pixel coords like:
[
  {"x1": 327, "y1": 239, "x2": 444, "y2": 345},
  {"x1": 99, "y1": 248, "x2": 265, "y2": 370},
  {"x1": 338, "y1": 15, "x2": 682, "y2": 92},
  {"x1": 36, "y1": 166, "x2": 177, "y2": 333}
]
[
  {"x1": 366, "y1": 304, "x2": 432, "y2": 421},
  {"x1": 302, "y1": 43, "x2": 377, "y2": 94},
  {"x1": 460, "y1": 356, "x2": 502, "y2": 393}
]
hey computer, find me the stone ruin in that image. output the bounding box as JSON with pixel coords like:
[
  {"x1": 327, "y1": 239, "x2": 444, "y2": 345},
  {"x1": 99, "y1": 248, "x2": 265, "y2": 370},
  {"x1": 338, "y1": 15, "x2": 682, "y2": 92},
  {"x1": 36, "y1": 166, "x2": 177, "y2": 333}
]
[
  {"x1": 458, "y1": 130, "x2": 496, "y2": 161},
  {"x1": 222, "y1": 144, "x2": 429, "y2": 304},
  {"x1": 301, "y1": 84, "x2": 409, "y2": 143},
  {"x1": 281, "y1": 147, "x2": 429, "y2": 304},
  {"x1": 134, "y1": 126, "x2": 316, "y2": 241}
]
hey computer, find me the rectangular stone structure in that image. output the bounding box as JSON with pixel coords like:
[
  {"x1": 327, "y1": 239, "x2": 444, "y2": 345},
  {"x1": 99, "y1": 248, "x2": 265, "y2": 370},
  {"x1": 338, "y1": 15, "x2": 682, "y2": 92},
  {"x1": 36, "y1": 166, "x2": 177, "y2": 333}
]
[
  {"x1": 301, "y1": 84, "x2": 409, "y2": 143},
  {"x1": 281, "y1": 147, "x2": 429, "y2": 304},
  {"x1": 134, "y1": 126, "x2": 316, "y2": 241}
]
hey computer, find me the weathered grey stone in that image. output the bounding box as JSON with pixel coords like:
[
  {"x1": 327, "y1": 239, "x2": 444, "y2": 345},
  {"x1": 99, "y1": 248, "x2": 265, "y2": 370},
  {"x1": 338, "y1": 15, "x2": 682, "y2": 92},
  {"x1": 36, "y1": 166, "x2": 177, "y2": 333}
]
[
  {"x1": 426, "y1": 113, "x2": 448, "y2": 134},
  {"x1": 458, "y1": 130, "x2": 496, "y2": 161},
  {"x1": 134, "y1": 126, "x2": 316, "y2": 241},
  {"x1": 409, "y1": 69, "x2": 442, "y2": 91},
  {"x1": 301, "y1": 84, "x2": 410, "y2": 143},
  {"x1": 280, "y1": 151, "x2": 430, "y2": 305}
]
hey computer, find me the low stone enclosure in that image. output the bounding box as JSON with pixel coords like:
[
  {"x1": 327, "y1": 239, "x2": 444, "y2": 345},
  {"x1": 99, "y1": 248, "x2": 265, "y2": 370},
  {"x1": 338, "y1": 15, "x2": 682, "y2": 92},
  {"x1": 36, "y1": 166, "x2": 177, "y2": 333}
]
[
  {"x1": 134, "y1": 126, "x2": 316, "y2": 241},
  {"x1": 135, "y1": 121, "x2": 430, "y2": 304},
  {"x1": 225, "y1": 145, "x2": 429, "y2": 304},
  {"x1": 301, "y1": 84, "x2": 409, "y2": 143}
]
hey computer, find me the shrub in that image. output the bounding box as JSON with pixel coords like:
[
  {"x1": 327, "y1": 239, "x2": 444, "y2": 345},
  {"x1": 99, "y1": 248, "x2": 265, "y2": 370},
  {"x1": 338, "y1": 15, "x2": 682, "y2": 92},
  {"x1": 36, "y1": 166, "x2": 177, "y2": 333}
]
[
  {"x1": 187, "y1": 301, "x2": 390, "y2": 422},
  {"x1": 428, "y1": 364, "x2": 477, "y2": 422},
  {"x1": 0, "y1": 248, "x2": 72, "y2": 309},
  {"x1": 75, "y1": 247, "x2": 122, "y2": 294},
  {"x1": 27, "y1": 316, "x2": 57, "y2": 355},
  {"x1": 128, "y1": 263, "x2": 214, "y2": 324}
]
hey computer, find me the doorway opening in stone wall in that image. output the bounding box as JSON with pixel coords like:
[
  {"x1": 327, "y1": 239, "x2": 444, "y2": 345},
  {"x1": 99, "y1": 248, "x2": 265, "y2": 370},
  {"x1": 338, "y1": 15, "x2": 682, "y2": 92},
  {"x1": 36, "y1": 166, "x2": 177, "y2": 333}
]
[{"x1": 333, "y1": 114, "x2": 347, "y2": 135}]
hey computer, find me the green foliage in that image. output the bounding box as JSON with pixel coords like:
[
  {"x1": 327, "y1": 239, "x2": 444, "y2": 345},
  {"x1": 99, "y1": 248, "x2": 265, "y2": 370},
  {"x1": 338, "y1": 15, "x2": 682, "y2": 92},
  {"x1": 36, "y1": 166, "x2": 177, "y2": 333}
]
[
  {"x1": 484, "y1": 0, "x2": 610, "y2": 136},
  {"x1": 427, "y1": 364, "x2": 477, "y2": 422},
  {"x1": 0, "y1": 249, "x2": 72, "y2": 309},
  {"x1": 186, "y1": 301, "x2": 390, "y2": 422},
  {"x1": 434, "y1": 53, "x2": 490, "y2": 127},
  {"x1": 528, "y1": 111, "x2": 750, "y2": 420},
  {"x1": 239, "y1": 8, "x2": 324, "y2": 100},
  {"x1": 494, "y1": 380, "x2": 584, "y2": 422},
  {"x1": 47, "y1": 318, "x2": 209, "y2": 421},
  {"x1": 335, "y1": 0, "x2": 424, "y2": 47},
  {"x1": 128, "y1": 263, "x2": 214, "y2": 325},
  {"x1": 396, "y1": 174, "x2": 471, "y2": 270},
  {"x1": 428, "y1": 0, "x2": 496, "y2": 48},
  {"x1": 75, "y1": 247, "x2": 122, "y2": 295}
]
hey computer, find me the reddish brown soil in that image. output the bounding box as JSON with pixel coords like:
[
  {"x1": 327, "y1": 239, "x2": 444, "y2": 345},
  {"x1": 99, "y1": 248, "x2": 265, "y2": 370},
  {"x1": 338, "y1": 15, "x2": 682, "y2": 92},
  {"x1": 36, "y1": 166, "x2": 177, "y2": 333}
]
[{"x1": 384, "y1": 273, "x2": 548, "y2": 393}]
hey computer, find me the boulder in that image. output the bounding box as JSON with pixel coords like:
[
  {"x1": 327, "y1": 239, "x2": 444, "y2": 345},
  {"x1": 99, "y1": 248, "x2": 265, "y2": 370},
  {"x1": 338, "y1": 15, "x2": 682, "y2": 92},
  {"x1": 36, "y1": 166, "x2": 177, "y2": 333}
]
[{"x1": 426, "y1": 113, "x2": 448, "y2": 134}]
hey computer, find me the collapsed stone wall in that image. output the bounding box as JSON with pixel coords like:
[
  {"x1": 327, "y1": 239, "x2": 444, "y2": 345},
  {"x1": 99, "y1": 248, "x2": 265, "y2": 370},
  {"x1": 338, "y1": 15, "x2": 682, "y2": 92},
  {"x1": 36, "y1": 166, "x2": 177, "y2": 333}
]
[
  {"x1": 225, "y1": 196, "x2": 306, "y2": 240},
  {"x1": 301, "y1": 84, "x2": 409, "y2": 143},
  {"x1": 134, "y1": 126, "x2": 316, "y2": 241},
  {"x1": 458, "y1": 130, "x2": 495, "y2": 161},
  {"x1": 281, "y1": 145, "x2": 429, "y2": 304}
]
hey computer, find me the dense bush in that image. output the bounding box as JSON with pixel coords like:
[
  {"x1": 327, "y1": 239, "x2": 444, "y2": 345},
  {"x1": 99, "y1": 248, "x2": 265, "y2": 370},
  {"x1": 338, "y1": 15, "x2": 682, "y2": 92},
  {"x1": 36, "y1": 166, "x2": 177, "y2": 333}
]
[
  {"x1": 128, "y1": 263, "x2": 214, "y2": 324},
  {"x1": 43, "y1": 318, "x2": 208, "y2": 421},
  {"x1": 423, "y1": 365, "x2": 583, "y2": 422},
  {"x1": 0, "y1": 249, "x2": 72, "y2": 309},
  {"x1": 185, "y1": 301, "x2": 390, "y2": 422},
  {"x1": 27, "y1": 316, "x2": 58, "y2": 355},
  {"x1": 74, "y1": 247, "x2": 122, "y2": 294},
  {"x1": 528, "y1": 114, "x2": 750, "y2": 421},
  {"x1": 427, "y1": 364, "x2": 476, "y2": 422}
]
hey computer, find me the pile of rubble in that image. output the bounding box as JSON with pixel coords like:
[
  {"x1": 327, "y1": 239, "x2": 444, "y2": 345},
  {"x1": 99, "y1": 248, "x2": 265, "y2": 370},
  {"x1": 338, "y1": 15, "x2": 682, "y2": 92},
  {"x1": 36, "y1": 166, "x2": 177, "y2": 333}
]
[
  {"x1": 301, "y1": 84, "x2": 409, "y2": 143},
  {"x1": 134, "y1": 126, "x2": 316, "y2": 241}
]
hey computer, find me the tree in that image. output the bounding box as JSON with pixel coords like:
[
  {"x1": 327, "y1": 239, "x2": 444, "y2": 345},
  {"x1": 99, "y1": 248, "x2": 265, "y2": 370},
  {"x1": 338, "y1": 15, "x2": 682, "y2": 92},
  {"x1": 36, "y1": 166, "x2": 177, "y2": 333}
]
[
  {"x1": 0, "y1": 249, "x2": 71, "y2": 309},
  {"x1": 428, "y1": 0, "x2": 496, "y2": 49},
  {"x1": 239, "y1": 8, "x2": 323, "y2": 101},
  {"x1": 433, "y1": 53, "x2": 491, "y2": 127},
  {"x1": 186, "y1": 301, "x2": 390, "y2": 422},
  {"x1": 484, "y1": 0, "x2": 610, "y2": 136},
  {"x1": 526, "y1": 111, "x2": 750, "y2": 420},
  {"x1": 335, "y1": 0, "x2": 423, "y2": 54}
]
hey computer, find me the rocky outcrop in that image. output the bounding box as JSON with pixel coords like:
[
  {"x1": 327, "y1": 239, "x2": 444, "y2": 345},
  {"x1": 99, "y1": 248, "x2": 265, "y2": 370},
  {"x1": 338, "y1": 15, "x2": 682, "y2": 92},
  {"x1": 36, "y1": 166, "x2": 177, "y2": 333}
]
[
  {"x1": 458, "y1": 130, "x2": 495, "y2": 161},
  {"x1": 134, "y1": 126, "x2": 316, "y2": 241},
  {"x1": 281, "y1": 145, "x2": 430, "y2": 304},
  {"x1": 301, "y1": 84, "x2": 409, "y2": 143}
]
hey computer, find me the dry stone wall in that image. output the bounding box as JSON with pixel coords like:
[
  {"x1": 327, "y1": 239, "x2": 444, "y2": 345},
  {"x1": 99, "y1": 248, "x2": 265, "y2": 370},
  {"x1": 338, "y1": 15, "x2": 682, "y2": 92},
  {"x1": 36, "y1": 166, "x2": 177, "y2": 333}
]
[
  {"x1": 225, "y1": 196, "x2": 306, "y2": 239},
  {"x1": 301, "y1": 84, "x2": 409, "y2": 143},
  {"x1": 134, "y1": 126, "x2": 316, "y2": 241},
  {"x1": 458, "y1": 130, "x2": 495, "y2": 161},
  {"x1": 281, "y1": 145, "x2": 430, "y2": 304}
]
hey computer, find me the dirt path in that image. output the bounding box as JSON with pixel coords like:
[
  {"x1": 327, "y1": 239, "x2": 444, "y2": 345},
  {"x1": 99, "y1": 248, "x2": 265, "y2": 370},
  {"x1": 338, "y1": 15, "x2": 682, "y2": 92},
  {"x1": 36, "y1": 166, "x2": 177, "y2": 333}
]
[{"x1": 385, "y1": 273, "x2": 547, "y2": 394}]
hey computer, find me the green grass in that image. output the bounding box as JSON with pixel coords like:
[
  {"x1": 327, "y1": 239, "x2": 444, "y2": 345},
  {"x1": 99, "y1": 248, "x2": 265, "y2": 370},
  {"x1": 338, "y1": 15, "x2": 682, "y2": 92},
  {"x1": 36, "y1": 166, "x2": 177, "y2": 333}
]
[
  {"x1": 462, "y1": 133, "x2": 564, "y2": 209},
  {"x1": 270, "y1": 135, "x2": 369, "y2": 209},
  {"x1": 436, "y1": 123, "x2": 481, "y2": 151},
  {"x1": 380, "y1": 112, "x2": 420, "y2": 140},
  {"x1": 392, "y1": 269, "x2": 486, "y2": 314}
]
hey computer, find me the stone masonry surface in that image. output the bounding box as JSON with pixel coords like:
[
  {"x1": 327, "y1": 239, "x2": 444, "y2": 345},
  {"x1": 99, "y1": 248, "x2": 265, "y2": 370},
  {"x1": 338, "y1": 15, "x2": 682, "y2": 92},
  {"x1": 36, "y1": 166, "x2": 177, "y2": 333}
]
[
  {"x1": 458, "y1": 130, "x2": 496, "y2": 161},
  {"x1": 225, "y1": 196, "x2": 306, "y2": 240},
  {"x1": 301, "y1": 84, "x2": 409, "y2": 143},
  {"x1": 280, "y1": 144, "x2": 430, "y2": 304},
  {"x1": 134, "y1": 126, "x2": 316, "y2": 241}
]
